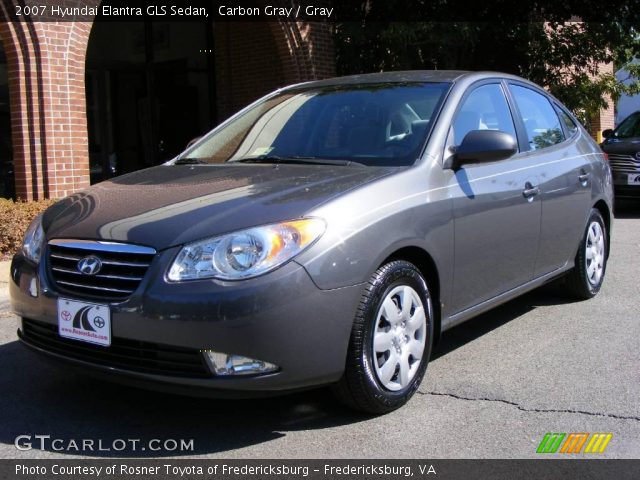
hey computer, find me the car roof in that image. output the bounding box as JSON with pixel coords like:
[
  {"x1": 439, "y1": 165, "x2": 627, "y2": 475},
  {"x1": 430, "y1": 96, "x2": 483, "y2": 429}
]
[
  {"x1": 281, "y1": 70, "x2": 566, "y2": 109},
  {"x1": 283, "y1": 70, "x2": 530, "y2": 90}
]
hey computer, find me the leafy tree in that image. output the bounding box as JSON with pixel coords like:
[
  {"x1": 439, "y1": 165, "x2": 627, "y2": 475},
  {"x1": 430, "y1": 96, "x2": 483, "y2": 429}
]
[
  {"x1": 524, "y1": 22, "x2": 640, "y2": 124},
  {"x1": 334, "y1": 1, "x2": 640, "y2": 127},
  {"x1": 533, "y1": 128, "x2": 564, "y2": 150}
]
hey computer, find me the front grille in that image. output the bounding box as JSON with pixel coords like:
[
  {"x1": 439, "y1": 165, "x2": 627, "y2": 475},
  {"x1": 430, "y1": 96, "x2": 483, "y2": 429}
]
[
  {"x1": 608, "y1": 153, "x2": 640, "y2": 173},
  {"x1": 48, "y1": 240, "x2": 156, "y2": 300},
  {"x1": 21, "y1": 318, "x2": 211, "y2": 378}
]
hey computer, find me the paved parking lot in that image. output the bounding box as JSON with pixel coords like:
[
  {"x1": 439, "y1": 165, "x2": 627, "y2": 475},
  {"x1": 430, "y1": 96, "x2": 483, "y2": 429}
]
[{"x1": 0, "y1": 207, "x2": 638, "y2": 459}]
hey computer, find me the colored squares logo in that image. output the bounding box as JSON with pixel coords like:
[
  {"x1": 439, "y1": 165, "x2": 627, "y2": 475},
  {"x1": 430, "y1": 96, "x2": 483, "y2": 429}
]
[{"x1": 537, "y1": 433, "x2": 612, "y2": 454}]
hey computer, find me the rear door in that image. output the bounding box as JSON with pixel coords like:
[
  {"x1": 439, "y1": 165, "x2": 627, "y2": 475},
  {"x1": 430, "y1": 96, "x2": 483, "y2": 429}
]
[
  {"x1": 506, "y1": 83, "x2": 593, "y2": 276},
  {"x1": 447, "y1": 82, "x2": 542, "y2": 314}
]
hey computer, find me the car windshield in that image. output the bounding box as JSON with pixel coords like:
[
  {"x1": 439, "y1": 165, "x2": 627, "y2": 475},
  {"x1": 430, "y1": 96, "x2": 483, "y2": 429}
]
[
  {"x1": 614, "y1": 112, "x2": 640, "y2": 139},
  {"x1": 179, "y1": 82, "x2": 451, "y2": 167}
]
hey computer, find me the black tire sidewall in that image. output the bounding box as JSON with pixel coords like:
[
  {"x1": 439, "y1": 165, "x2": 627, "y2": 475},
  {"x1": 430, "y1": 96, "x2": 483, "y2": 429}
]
[
  {"x1": 356, "y1": 262, "x2": 434, "y2": 410},
  {"x1": 578, "y1": 210, "x2": 608, "y2": 296}
]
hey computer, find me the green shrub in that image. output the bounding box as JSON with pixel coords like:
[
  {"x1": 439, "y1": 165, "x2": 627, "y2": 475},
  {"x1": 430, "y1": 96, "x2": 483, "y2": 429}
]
[{"x1": 0, "y1": 199, "x2": 55, "y2": 258}]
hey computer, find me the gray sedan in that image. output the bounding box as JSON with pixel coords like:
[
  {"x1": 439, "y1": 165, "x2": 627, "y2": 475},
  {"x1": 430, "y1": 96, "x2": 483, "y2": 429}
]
[{"x1": 11, "y1": 71, "x2": 612, "y2": 413}]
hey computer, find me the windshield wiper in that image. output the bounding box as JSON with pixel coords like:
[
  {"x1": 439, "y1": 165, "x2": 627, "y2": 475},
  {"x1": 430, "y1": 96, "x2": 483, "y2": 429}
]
[
  {"x1": 231, "y1": 155, "x2": 365, "y2": 167},
  {"x1": 173, "y1": 158, "x2": 209, "y2": 165}
]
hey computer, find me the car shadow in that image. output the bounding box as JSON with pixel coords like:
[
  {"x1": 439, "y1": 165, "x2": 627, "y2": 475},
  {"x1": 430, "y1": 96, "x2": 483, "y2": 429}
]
[
  {"x1": 431, "y1": 283, "x2": 575, "y2": 360},
  {"x1": 0, "y1": 284, "x2": 577, "y2": 458},
  {"x1": 0, "y1": 340, "x2": 369, "y2": 457},
  {"x1": 454, "y1": 168, "x2": 475, "y2": 199}
]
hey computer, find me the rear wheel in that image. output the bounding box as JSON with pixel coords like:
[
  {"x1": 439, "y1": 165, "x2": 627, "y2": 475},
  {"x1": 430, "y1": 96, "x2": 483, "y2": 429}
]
[
  {"x1": 564, "y1": 208, "x2": 608, "y2": 299},
  {"x1": 332, "y1": 260, "x2": 433, "y2": 414}
]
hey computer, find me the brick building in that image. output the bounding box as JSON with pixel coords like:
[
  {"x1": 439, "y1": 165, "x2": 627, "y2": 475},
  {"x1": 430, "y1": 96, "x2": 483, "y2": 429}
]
[
  {"x1": 590, "y1": 61, "x2": 615, "y2": 143},
  {"x1": 0, "y1": 1, "x2": 335, "y2": 200},
  {"x1": 0, "y1": 4, "x2": 616, "y2": 201}
]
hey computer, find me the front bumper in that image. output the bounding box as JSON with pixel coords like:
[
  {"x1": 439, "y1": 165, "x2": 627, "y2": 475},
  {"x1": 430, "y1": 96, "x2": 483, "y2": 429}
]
[
  {"x1": 10, "y1": 248, "x2": 363, "y2": 396},
  {"x1": 613, "y1": 185, "x2": 640, "y2": 200},
  {"x1": 612, "y1": 171, "x2": 640, "y2": 199}
]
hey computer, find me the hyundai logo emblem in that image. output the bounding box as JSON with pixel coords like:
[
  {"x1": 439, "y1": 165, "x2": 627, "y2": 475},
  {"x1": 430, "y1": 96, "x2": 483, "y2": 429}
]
[
  {"x1": 635, "y1": 151, "x2": 640, "y2": 161},
  {"x1": 77, "y1": 256, "x2": 102, "y2": 275}
]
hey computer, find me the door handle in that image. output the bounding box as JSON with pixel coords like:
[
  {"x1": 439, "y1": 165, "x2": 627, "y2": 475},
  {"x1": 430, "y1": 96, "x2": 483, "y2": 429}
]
[
  {"x1": 578, "y1": 172, "x2": 590, "y2": 184},
  {"x1": 522, "y1": 182, "x2": 540, "y2": 200}
]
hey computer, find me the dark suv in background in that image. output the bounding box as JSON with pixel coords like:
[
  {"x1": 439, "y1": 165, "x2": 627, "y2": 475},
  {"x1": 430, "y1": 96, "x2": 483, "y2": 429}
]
[{"x1": 601, "y1": 111, "x2": 640, "y2": 200}]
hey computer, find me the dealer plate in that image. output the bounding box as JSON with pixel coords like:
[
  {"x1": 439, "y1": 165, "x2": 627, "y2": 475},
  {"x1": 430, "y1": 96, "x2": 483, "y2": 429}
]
[
  {"x1": 628, "y1": 173, "x2": 640, "y2": 185},
  {"x1": 57, "y1": 298, "x2": 111, "y2": 347}
]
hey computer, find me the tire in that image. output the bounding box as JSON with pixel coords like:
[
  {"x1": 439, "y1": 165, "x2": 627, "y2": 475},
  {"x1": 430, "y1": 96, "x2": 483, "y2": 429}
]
[
  {"x1": 332, "y1": 260, "x2": 434, "y2": 414},
  {"x1": 564, "y1": 208, "x2": 608, "y2": 300}
]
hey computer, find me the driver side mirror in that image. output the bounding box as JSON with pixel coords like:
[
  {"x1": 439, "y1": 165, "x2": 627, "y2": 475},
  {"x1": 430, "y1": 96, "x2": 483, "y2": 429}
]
[
  {"x1": 602, "y1": 129, "x2": 614, "y2": 139},
  {"x1": 452, "y1": 130, "x2": 517, "y2": 170}
]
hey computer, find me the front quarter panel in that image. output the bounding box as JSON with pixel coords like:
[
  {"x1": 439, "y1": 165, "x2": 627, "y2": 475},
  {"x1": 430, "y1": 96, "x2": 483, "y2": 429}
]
[{"x1": 296, "y1": 163, "x2": 454, "y2": 305}]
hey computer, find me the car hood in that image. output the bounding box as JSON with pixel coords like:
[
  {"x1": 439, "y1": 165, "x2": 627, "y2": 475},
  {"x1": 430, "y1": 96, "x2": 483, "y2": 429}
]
[
  {"x1": 601, "y1": 136, "x2": 640, "y2": 154},
  {"x1": 43, "y1": 164, "x2": 396, "y2": 250}
]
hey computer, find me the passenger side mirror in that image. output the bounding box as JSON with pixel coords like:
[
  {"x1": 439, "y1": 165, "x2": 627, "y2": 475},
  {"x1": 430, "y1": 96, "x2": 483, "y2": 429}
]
[
  {"x1": 602, "y1": 129, "x2": 614, "y2": 139},
  {"x1": 453, "y1": 130, "x2": 517, "y2": 169}
]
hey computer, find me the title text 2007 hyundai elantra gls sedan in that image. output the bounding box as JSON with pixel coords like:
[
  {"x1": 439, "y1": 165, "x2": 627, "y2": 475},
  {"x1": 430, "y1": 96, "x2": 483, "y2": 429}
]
[{"x1": 11, "y1": 71, "x2": 612, "y2": 413}]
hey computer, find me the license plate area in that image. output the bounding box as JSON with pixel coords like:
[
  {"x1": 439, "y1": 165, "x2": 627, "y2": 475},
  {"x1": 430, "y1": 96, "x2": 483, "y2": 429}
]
[
  {"x1": 57, "y1": 298, "x2": 111, "y2": 347},
  {"x1": 627, "y1": 173, "x2": 640, "y2": 185}
]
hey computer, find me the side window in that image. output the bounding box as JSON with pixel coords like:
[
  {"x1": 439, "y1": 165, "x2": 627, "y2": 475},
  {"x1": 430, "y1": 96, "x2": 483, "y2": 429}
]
[
  {"x1": 510, "y1": 85, "x2": 564, "y2": 150},
  {"x1": 452, "y1": 83, "x2": 517, "y2": 146},
  {"x1": 555, "y1": 106, "x2": 578, "y2": 138}
]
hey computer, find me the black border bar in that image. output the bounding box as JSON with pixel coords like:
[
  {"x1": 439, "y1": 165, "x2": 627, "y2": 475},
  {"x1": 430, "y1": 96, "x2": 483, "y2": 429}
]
[
  {"x1": 2, "y1": 459, "x2": 640, "y2": 480},
  {"x1": 2, "y1": 0, "x2": 640, "y2": 23}
]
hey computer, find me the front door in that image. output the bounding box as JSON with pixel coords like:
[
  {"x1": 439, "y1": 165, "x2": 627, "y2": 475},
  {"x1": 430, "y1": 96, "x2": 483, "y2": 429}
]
[{"x1": 447, "y1": 82, "x2": 542, "y2": 314}]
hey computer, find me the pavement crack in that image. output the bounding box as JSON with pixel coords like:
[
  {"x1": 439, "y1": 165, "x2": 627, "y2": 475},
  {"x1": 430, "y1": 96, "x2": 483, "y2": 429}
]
[{"x1": 419, "y1": 390, "x2": 640, "y2": 422}]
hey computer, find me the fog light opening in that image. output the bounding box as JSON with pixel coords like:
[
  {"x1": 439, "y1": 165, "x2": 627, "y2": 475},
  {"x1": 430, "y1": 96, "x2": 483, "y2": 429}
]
[{"x1": 203, "y1": 351, "x2": 278, "y2": 376}]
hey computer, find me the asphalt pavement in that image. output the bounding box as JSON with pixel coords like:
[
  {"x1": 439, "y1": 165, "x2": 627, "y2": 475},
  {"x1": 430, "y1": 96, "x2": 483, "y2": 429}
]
[{"x1": 0, "y1": 207, "x2": 638, "y2": 459}]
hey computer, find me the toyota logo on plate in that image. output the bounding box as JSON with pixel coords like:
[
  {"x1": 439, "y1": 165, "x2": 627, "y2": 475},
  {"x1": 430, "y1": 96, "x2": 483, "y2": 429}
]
[{"x1": 77, "y1": 256, "x2": 102, "y2": 275}]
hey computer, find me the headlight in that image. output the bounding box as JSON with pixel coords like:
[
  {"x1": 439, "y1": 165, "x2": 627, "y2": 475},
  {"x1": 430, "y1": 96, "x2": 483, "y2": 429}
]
[
  {"x1": 22, "y1": 213, "x2": 45, "y2": 264},
  {"x1": 167, "y1": 218, "x2": 325, "y2": 281}
]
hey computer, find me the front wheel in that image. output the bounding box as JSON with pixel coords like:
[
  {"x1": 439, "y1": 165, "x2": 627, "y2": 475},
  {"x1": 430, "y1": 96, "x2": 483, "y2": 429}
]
[
  {"x1": 564, "y1": 208, "x2": 608, "y2": 299},
  {"x1": 332, "y1": 260, "x2": 434, "y2": 414}
]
